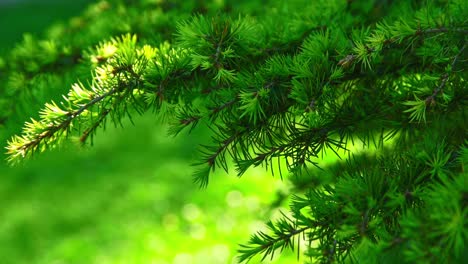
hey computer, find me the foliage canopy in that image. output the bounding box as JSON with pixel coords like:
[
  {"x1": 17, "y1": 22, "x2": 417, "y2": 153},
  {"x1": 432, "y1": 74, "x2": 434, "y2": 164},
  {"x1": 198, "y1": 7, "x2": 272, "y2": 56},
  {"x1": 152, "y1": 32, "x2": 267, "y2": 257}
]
[{"x1": 1, "y1": 0, "x2": 466, "y2": 263}]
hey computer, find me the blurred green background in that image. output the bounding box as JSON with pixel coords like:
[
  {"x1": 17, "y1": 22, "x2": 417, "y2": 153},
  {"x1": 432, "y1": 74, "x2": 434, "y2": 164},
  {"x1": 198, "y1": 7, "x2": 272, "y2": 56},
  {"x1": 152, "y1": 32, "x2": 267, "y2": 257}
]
[
  {"x1": 0, "y1": 0, "x2": 92, "y2": 53},
  {"x1": 0, "y1": 1, "x2": 296, "y2": 263}
]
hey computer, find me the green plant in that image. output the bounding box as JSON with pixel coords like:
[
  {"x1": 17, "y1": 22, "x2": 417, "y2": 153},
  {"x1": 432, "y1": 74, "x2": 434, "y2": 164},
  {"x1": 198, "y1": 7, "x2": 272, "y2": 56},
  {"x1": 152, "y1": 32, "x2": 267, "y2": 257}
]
[{"x1": 2, "y1": 0, "x2": 467, "y2": 263}]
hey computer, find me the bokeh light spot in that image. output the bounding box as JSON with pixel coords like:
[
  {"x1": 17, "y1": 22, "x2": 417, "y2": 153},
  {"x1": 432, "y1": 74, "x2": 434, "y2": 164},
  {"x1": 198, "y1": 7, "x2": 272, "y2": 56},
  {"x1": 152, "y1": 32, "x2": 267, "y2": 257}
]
[
  {"x1": 182, "y1": 203, "x2": 201, "y2": 222},
  {"x1": 173, "y1": 253, "x2": 193, "y2": 264},
  {"x1": 226, "y1": 190, "x2": 243, "y2": 208}
]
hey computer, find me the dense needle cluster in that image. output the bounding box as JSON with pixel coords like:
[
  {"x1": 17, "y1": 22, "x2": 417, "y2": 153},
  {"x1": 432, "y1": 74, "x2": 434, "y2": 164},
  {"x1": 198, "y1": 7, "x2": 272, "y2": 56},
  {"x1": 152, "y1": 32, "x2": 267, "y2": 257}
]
[{"x1": 1, "y1": 0, "x2": 466, "y2": 263}]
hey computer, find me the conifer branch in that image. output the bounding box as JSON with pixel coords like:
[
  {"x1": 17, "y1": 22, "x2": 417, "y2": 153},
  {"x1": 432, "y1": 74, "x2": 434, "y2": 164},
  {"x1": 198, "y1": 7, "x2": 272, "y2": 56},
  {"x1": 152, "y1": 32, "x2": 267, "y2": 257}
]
[
  {"x1": 421, "y1": 27, "x2": 468, "y2": 35},
  {"x1": 238, "y1": 215, "x2": 311, "y2": 263},
  {"x1": 340, "y1": 25, "x2": 468, "y2": 70},
  {"x1": 206, "y1": 132, "x2": 238, "y2": 168},
  {"x1": 79, "y1": 108, "x2": 111, "y2": 143},
  {"x1": 6, "y1": 86, "x2": 118, "y2": 162},
  {"x1": 426, "y1": 42, "x2": 466, "y2": 105},
  {"x1": 209, "y1": 96, "x2": 239, "y2": 118}
]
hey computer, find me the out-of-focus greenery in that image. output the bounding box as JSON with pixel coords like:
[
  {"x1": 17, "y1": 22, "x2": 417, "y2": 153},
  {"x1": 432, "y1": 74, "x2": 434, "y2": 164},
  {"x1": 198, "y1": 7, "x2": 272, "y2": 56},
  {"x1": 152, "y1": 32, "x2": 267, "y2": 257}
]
[
  {"x1": 0, "y1": 1, "x2": 297, "y2": 263},
  {"x1": 0, "y1": 0, "x2": 92, "y2": 54}
]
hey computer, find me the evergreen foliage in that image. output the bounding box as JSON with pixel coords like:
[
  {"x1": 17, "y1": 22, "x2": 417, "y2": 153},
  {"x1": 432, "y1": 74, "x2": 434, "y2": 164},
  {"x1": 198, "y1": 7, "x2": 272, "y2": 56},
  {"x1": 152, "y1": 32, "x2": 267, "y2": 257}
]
[{"x1": 1, "y1": 0, "x2": 467, "y2": 263}]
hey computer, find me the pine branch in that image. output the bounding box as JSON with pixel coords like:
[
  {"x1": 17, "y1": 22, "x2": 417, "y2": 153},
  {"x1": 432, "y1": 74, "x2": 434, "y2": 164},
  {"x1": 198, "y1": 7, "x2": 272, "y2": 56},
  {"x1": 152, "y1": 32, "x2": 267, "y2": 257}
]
[
  {"x1": 340, "y1": 25, "x2": 468, "y2": 70},
  {"x1": 6, "y1": 86, "x2": 118, "y2": 163},
  {"x1": 79, "y1": 108, "x2": 111, "y2": 143},
  {"x1": 421, "y1": 27, "x2": 468, "y2": 35},
  {"x1": 426, "y1": 42, "x2": 466, "y2": 105},
  {"x1": 209, "y1": 96, "x2": 239, "y2": 118},
  {"x1": 238, "y1": 214, "x2": 311, "y2": 263}
]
